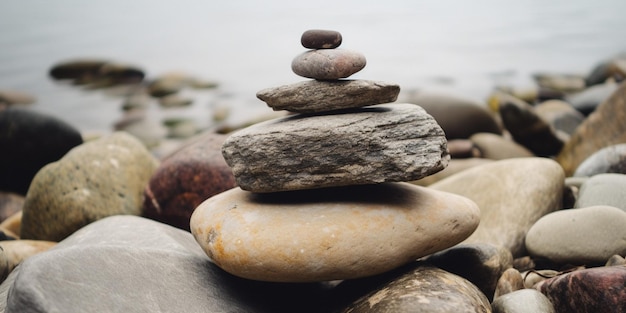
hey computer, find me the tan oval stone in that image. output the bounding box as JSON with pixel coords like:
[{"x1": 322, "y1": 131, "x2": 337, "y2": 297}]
[
  {"x1": 430, "y1": 157, "x2": 564, "y2": 257},
  {"x1": 190, "y1": 183, "x2": 480, "y2": 282}
]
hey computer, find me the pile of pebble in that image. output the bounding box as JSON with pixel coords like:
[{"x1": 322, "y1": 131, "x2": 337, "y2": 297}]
[
  {"x1": 190, "y1": 29, "x2": 480, "y2": 283},
  {"x1": 0, "y1": 29, "x2": 625, "y2": 313}
]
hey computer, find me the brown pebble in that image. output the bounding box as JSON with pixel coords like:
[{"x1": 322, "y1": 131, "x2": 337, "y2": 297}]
[
  {"x1": 494, "y1": 268, "x2": 525, "y2": 299},
  {"x1": 301, "y1": 29, "x2": 342, "y2": 49}
]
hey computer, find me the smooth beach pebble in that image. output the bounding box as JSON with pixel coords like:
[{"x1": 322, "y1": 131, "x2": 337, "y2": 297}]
[
  {"x1": 291, "y1": 49, "x2": 366, "y2": 80},
  {"x1": 301, "y1": 29, "x2": 342, "y2": 49},
  {"x1": 190, "y1": 182, "x2": 480, "y2": 282},
  {"x1": 525, "y1": 205, "x2": 626, "y2": 265}
]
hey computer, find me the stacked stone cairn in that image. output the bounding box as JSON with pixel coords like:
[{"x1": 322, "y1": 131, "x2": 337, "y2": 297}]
[{"x1": 190, "y1": 29, "x2": 481, "y2": 283}]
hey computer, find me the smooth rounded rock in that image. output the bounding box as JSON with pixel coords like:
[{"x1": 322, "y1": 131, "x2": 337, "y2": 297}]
[
  {"x1": 447, "y1": 139, "x2": 480, "y2": 158},
  {"x1": 301, "y1": 29, "x2": 342, "y2": 49},
  {"x1": 430, "y1": 157, "x2": 564, "y2": 257},
  {"x1": 3, "y1": 215, "x2": 338, "y2": 313},
  {"x1": 222, "y1": 103, "x2": 449, "y2": 193},
  {"x1": 427, "y1": 243, "x2": 513, "y2": 301},
  {"x1": 492, "y1": 289, "x2": 555, "y2": 313},
  {"x1": 497, "y1": 92, "x2": 564, "y2": 157},
  {"x1": 534, "y1": 266, "x2": 626, "y2": 313},
  {"x1": 0, "y1": 90, "x2": 36, "y2": 106},
  {"x1": 20, "y1": 132, "x2": 158, "y2": 241},
  {"x1": 190, "y1": 182, "x2": 480, "y2": 282},
  {"x1": 291, "y1": 49, "x2": 366, "y2": 80},
  {"x1": 606, "y1": 255, "x2": 626, "y2": 267},
  {"x1": 585, "y1": 53, "x2": 626, "y2": 86},
  {"x1": 525, "y1": 205, "x2": 626, "y2": 265},
  {"x1": 256, "y1": 79, "x2": 399, "y2": 113},
  {"x1": 534, "y1": 99, "x2": 585, "y2": 136},
  {"x1": 574, "y1": 144, "x2": 626, "y2": 177},
  {"x1": 339, "y1": 264, "x2": 491, "y2": 313},
  {"x1": 49, "y1": 59, "x2": 108, "y2": 80},
  {"x1": 0, "y1": 192, "x2": 23, "y2": 223},
  {"x1": 0, "y1": 211, "x2": 21, "y2": 238},
  {"x1": 401, "y1": 90, "x2": 502, "y2": 140},
  {"x1": 158, "y1": 94, "x2": 193, "y2": 108},
  {"x1": 522, "y1": 270, "x2": 560, "y2": 289},
  {"x1": 566, "y1": 81, "x2": 619, "y2": 115},
  {"x1": 0, "y1": 108, "x2": 84, "y2": 195},
  {"x1": 469, "y1": 133, "x2": 534, "y2": 160},
  {"x1": 533, "y1": 73, "x2": 586, "y2": 93},
  {"x1": 0, "y1": 240, "x2": 56, "y2": 283},
  {"x1": 574, "y1": 173, "x2": 626, "y2": 211},
  {"x1": 142, "y1": 132, "x2": 236, "y2": 231},
  {"x1": 557, "y1": 82, "x2": 626, "y2": 176},
  {"x1": 412, "y1": 158, "x2": 494, "y2": 186},
  {"x1": 493, "y1": 268, "x2": 525, "y2": 299}
]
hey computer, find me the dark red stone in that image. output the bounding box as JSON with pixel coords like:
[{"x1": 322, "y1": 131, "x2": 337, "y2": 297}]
[
  {"x1": 535, "y1": 265, "x2": 626, "y2": 313},
  {"x1": 142, "y1": 132, "x2": 236, "y2": 231},
  {"x1": 301, "y1": 29, "x2": 342, "y2": 49}
]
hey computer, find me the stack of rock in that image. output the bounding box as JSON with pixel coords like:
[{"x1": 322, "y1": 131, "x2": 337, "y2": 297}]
[{"x1": 190, "y1": 29, "x2": 480, "y2": 283}]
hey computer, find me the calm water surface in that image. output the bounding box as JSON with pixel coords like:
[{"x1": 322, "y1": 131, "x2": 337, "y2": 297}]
[{"x1": 1, "y1": 0, "x2": 625, "y2": 133}]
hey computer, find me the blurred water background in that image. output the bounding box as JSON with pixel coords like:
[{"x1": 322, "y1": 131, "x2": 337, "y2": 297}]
[{"x1": 1, "y1": 0, "x2": 625, "y2": 134}]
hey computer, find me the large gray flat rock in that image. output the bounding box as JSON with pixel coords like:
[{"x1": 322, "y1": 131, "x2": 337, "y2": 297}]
[{"x1": 222, "y1": 103, "x2": 449, "y2": 193}]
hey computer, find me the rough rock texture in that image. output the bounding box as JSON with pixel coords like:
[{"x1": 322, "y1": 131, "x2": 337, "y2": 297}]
[
  {"x1": 574, "y1": 144, "x2": 626, "y2": 177},
  {"x1": 557, "y1": 82, "x2": 626, "y2": 176},
  {"x1": 0, "y1": 108, "x2": 83, "y2": 195},
  {"x1": 491, "y1": 289, "x2": 555, "y2": 313},
  {"x1": 574, "y1": 173, "x2": 626, "y2": 211},
  {"x1": 535, "y1": 266, "x2": 626, "y2": 313},
  {"x1": 142, "y1": 132, "x2": 236, "y2": 231},
  {"x1": 301, "y1": 29, "x2": 342, "y2": 49},
  {"x1": 256, "y1": 79, "x2": 400, "y2": 113},
  {"x1": 525, "y1": 205, "x2": 626, "y2": 265},
  {"x1": 430, "y1": 157, "x2": 564, "y2": 257},
  {"x1": 1, "y1": 216, "x2": 338, "y2": 313},
  {"x1": 222, "y1": 103, "x2": 449, "y2": 193},
  {"x1": 400, "y1": 90, "x2": 502, "y2": 139},
  {"x1": 190, "y1": 183, "x2": 480, "y2": 282},
  {"x1": 291, "y1": 49, "x2": 366, "y2": 80},
  {"x1": 427, "y1": 243, "x2": 513, "y2": 301},
  {"x1": 497, "y1": 93, "x2": 564, "y2": 157},
  {"x1": 339, "y1": 264, "x2": 491, "y2": 313},
  {"x1": 20, "y1": 132, "x2": 158, "y2": 241}
]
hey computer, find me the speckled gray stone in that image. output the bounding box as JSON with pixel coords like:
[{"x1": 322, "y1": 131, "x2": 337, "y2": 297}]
[
  {"x1": 20, "y1": 132, "x2": 159, "y2": 241},
  {"x1": 222, "y1": 103, "x2": 449, "y2": 193}
]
